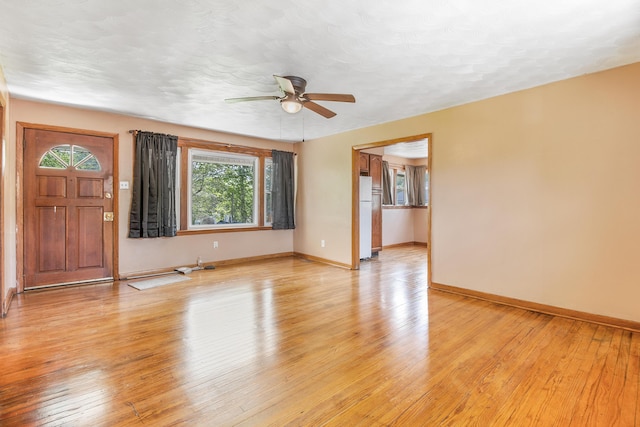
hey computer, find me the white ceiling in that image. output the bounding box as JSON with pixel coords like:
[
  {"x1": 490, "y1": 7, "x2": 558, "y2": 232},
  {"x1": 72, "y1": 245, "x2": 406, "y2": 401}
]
[
  {"x1": 1, "y1": 1, "x2": 639, "y2": 143},
  {"x1": 384, "y1": 140, "x2": 428, "y2": 160}
]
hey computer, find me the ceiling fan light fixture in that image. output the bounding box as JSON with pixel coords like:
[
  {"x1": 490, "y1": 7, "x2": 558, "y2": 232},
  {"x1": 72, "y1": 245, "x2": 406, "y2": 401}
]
[
  {"x1": 281, "y1": 95, "x2": 303, "y2": 114},
  {"x1": 225, "y1": 75, "x2": 352, "y2": 118}
]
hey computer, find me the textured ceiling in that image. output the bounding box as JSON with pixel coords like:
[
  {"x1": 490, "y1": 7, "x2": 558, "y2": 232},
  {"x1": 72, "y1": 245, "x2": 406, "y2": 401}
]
[
  {"x1": 384, "y1": 140, "x2": 428, "y2": 160},
  {"x1": 1, "y1": 0, "x2": 639, "y2": 143}
]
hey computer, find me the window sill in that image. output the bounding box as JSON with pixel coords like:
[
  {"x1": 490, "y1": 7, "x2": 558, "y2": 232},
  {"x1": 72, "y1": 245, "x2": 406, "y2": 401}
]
[
  {"x1": 177, "y1": 226, "x2": 273, "y2": 236},
  {"x1": 382, "y1": 205, "x2": 429, "y2": 210}
]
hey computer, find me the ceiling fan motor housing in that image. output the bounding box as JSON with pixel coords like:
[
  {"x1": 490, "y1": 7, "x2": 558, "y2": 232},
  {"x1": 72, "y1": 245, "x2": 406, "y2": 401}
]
[{"x1": 284, "y1": 76, "x2": 307, "y2": 95}]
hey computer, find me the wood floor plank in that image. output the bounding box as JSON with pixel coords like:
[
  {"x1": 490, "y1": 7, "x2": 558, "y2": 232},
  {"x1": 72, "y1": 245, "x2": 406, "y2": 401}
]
[
  {"x1": 567, "y1": 325, "x2": 623, "y2": 426},
  {"x1": 633, "y1": 332, "x2": 640, "y2": 426},
  {"x1": 613, "y1": 331, "x2": 639, "y2": 427},
  {"x1": 0, "y1": 246, "x2": 638, "y2": 425}
]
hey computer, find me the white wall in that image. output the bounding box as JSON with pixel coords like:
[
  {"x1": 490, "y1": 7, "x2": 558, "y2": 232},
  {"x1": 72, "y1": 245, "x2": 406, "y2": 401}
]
[
  {"x1": 0, "y1": 65, "x2": 15, "y2": 312},
  {"x1": 381, "y1": 208, "x2": 429, "y2": 247},
  {"x1": 430, "y1": 63, "x2": 640, "y2": 322},
  {"x1": 413, "y1": 208, "x2": 428, "y2": 243},
  {"x1": 382, "y1": 209, "x2": 414, "y2": 246},
  {"x1": 293, "y1": 133, "x2": 353, "y2": 264}
]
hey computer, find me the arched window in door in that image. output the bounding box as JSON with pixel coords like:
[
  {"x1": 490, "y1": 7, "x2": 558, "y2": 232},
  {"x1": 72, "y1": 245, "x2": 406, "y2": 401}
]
[{"x1": 39, "y1": 144, "x2": 101, "y2": 171}]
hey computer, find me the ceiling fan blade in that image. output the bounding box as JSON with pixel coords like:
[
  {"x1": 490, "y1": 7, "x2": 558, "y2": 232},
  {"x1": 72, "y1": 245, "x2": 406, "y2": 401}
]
[
  {"x1": 303, "y1": 101, "x2": 337, "y2": 118},
  {"x1": 304, "y1": 93, "x2": 356, "y2": 103},
  {"x1": 274, "y1": 75, "x2": 296, "y2": 95},
  {"x1": 225, "y1": 95, "x2": 280, "y2": 103}
]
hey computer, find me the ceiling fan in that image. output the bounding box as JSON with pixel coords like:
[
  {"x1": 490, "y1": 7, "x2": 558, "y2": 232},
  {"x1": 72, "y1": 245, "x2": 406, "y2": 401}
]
[{"x1": 224, "y1": 75, "x2": 355, "y2": 118}]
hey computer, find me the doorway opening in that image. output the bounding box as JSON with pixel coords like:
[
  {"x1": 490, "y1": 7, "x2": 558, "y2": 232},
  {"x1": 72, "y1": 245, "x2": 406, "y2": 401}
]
[{"x1": 352, "y1": 133, "x2": 432, "y2": 283}]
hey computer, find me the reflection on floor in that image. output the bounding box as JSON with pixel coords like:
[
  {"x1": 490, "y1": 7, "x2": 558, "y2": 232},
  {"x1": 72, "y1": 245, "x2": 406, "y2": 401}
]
[{"x1": 1, "y1": 245, "x2": 637, "y2": 425}]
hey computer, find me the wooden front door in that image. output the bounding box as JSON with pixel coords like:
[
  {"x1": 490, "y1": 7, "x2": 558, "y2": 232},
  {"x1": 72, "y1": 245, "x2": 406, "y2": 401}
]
[{"x1": 24, "y1": 128, "x2": 114, "y2": 288}]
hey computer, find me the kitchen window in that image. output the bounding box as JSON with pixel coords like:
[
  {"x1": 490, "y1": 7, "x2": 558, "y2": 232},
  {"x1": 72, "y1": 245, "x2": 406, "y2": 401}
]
[{"x1": 395, "y1": 171, "x2": 406, "y2": 205}]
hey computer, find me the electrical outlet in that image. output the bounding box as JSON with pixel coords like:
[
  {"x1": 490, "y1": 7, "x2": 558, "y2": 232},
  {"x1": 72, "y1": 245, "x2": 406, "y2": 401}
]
[
  {"x1": 321, "y1": 240, "x2": 325, "y2": 248},
  {"x1": 119, "y1": 181, "x2": 129, "y2": 189},
  {"x1": 213, "y1": 241, "x2": 218, "y2": 248}
]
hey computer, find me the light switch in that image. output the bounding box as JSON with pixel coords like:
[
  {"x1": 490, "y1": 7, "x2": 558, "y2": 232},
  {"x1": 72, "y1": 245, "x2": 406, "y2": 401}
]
[{"x1": 119, "y1": 181, "x2": 130, "y2": 190}]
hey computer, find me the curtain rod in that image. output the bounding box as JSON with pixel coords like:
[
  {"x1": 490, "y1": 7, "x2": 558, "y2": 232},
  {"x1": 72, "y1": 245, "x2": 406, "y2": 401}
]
[{"x1": 129, "y1": 130, "x2": 296, "y2": 155}]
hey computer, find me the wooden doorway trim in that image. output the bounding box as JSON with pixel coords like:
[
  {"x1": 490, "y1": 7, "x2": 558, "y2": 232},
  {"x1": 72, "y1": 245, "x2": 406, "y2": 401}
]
[
  {"x1": 351, "y1": 133, "x2": 432, "y2": 283},
  {"x1": 16, "y1": 122, "x2": 119, "y2": 293}
]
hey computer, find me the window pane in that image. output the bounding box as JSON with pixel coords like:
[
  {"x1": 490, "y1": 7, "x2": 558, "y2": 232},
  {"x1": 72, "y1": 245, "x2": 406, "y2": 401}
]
[
  {"x1": 264, "y1": 158, "x2": 273, "y2": 226},
  {"x1": 425, "y1": 172, "x2": 429, "y2": 205},
  {"x1": 73, "y1": 146, "x2": 91, "y2": 165},
  {"x1": 51, "y1": 145, "x2": 72, "y2": 165},
  {"x1": 190, "y1": 151, "x2": 257, "y2": 227},
  {"x1": 76, "y1": 155, "x2": 100, "y2": 171},
  {"x1": 40, "y1": 152, "x2": 67, "y2": 169},
  {"x1": 395, "y1": 172, "x2": 405, "y2": 205}
]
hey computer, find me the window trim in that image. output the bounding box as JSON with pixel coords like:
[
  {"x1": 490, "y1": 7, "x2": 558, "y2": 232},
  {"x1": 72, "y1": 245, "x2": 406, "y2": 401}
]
[{"x1": 177, "y1": 137, "x2": 273, "y2": 234}]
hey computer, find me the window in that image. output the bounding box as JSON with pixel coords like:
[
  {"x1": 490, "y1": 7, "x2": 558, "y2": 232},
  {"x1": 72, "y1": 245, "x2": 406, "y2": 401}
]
[
  {"x1": 39, "y1": 144, "x2": 101, "y2": 171},
  {"x1": 395, "y1": 172, "x2": 406, "y2": 205},
  {"x1": 188, "y1": 150, "x2": 258, "y2": 228},
  {"x1": 177, "y1": 139, "x2": 289, "y2": 232},
  {"x1": 385, "y1": 165, "x2": 428, "y2": 207},
  {"x1": 180, "y1": 142, "x2": 275, "y2": 231}
]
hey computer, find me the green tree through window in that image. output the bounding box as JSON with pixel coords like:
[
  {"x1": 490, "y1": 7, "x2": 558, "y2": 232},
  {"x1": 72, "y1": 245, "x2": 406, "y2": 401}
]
[
  {"x1": 39, "y1": 144, "x2": 101, "y2": 171},
  {"x1": 190, "y1": 151, "x2": 257, "y2": 226}
]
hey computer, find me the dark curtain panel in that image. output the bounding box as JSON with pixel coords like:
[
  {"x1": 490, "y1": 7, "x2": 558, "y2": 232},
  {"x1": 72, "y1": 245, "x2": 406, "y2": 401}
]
[
  {"x1": 129, "y1": 131, "x2": 178, "y2": 238},
  {"x1": 271, "y1": 150, "x2": 296, "y2": 230},
  {"x1": 405, "y1": 165, "x2": 427, "y2": 206},
  {"x1": 382, "y1": 160, "x2": 393, "y2": 205}
]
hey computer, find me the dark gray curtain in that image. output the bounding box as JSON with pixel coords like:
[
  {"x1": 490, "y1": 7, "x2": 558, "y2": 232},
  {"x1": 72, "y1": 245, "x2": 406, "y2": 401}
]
[
  {"x1": 382, "y1": 160, "x2": 393, "y2": 205},
  {"x1": 405, "y1": 165, "x2": 427, "y2": 206},
  {"x1": 271, "y1": 150, "x2": 295, "y2": 230},
  {"x1": 129, "y1": 131, "x2": 178, "y2": 238}
]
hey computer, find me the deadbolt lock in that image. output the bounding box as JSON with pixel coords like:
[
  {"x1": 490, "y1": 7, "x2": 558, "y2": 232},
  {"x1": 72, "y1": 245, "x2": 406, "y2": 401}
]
[{"x1": 104, "y1": 212, "x2": 114, "y2": 222}]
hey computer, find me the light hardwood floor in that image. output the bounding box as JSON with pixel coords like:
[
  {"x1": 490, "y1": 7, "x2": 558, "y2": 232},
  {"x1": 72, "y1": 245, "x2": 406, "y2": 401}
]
[{"x1": 1, "y1": 246, "x2": 638, "y2": 426}]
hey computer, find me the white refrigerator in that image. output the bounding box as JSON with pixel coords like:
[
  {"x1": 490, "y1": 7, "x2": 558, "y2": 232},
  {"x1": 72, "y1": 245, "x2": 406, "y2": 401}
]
[{"x1": 359, "y1": 176, "x2": 372, "y2": 259}]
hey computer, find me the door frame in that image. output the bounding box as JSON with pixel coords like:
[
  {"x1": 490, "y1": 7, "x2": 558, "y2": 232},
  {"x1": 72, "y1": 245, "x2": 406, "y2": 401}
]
[
  {"x1": 16, "y1": 122, "x2": 119, "y2": 293},
  {"x1": 351, "y1": 133, "x2": 432, "y2": 283}
]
